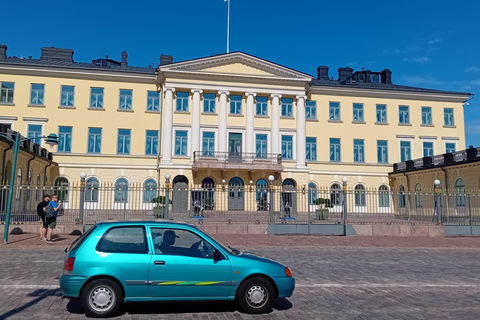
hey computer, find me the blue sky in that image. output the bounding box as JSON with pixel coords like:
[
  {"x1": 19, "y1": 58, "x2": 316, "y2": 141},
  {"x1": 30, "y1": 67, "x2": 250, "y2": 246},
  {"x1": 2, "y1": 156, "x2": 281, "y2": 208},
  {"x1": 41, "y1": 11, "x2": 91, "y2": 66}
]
[{"x1": 3, "y1": 0, "x2": 479, "y2": 146}]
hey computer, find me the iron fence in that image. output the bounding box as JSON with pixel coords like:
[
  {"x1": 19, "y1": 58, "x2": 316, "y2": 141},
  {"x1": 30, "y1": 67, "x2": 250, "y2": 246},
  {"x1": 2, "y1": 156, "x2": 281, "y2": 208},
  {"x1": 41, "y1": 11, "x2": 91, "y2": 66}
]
[{"x1": 0, "y1": 184, "x2": 479, "y2": 226}]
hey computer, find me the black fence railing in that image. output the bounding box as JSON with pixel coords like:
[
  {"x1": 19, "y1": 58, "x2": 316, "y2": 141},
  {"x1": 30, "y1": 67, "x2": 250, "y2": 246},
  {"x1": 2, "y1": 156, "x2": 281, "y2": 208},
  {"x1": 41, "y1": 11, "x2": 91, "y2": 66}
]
[{"x1": 193, "y1": 151, "x2": 282, "y2": 164}]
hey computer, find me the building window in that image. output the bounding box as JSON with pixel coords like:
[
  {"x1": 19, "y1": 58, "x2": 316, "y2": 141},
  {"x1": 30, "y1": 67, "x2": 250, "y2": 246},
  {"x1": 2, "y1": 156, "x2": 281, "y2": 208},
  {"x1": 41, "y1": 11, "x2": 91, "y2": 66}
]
[
  {"x1": 85, "y1": 177, "x2": 99, "y2": 202},
  {"x1": 30, "y1": 84, "x2": 45, "y2": 105},
  {"x1": 0, "y1": 82, "x2": 14, "y2": 103},
  {"x1": 399, "y1": 105, "x2": 410, "y2": 124},
  {"x1": 256, "y1": 96, "x2": 268, "y2": 116},
  {"x1": 398, "y1": 185, "x2": 406, "y2": 208},
  {"x1": 27, "y1": 124, "x2": 42, "y2": 145},
  {"x1": 145, "y1": 130, "x2": 158, "y2": 155},
  {"x1": 114, "y1": 178, "x2": 129, "y2": 203},
  {"x1": 444, "y1": 108, "x2": 454, "y2": 126},
  {"x1": 308, "y1": 182, "x2": 318, "y2": 204},
  {"x1": 281, "y1": 98, "x2": 293, "y2": 117},
  {"x1": 376, "y1": 104, "x2": 387, "y2": 123},
  {"x1": 256, "y1": 134, "x2": 268, "y2": 158},
  {"x1": 353, "y1": 139, "x2": 365, "y2": 163},
  {"x1": 330, "y1": 183, "x2": 341, "y2": 205},
  {"x1": 306, "y1": 100, "x2": 317, "y2": 120},
  {"x1": 446, "y1": 143, "x2": 456, "y2": 153},
  {"x1": 378, "y1": 185, "x2": 390, "y2": 207},
  {"x1": 281, "y1": 135, "x2": 293, "y2": 160},
  {"x1": 423, "y1": 142, "x2": 434, "y2": 157},
  {"x1": 329, "y1": 102, "x2": 340, "y2": 120},
  {"x1": 455, "y1": 178, "x2": 466, "y2": 207},
  {"x1": 176, "y1": 91, "x2": 189, "y2": 111},
  {"x1": 117, "y1": 129, "x2": 131, "y2": 155},
  {"x1": 143, "y1": 179, "x2": 157, "y2": 203},
  {"x1": 377, "y1": 140, "x2": 388, "y2": 163},
  {"x1": 202, "y1": 132, "x2": 215, "y2": 156},
  {"x1": 414, "y1": 183, "x2": 423, "y2": 208},
  {"x1": 203, "y1": 93, "x2": 216, "y2": 113},
  {"x1": 88, "y1": 128, "x2": 102, "y2": 153},
  {"x1": 306, "y1": 137, "x2": 317, "y2": 161},
  {"x1": 256, "y1": 179, "x2": 268, "y2": 209},
  {"x1": 58, "y1": 126, "x2": 72, "y2": 153},
  {"x1": 119, "y1": 89, "x2": 132, "y2": 110},
  {"x1": 147, "y1": 91, "x2": 160, "y2": 111},
  {"x1": 330, "y1": 138, "x2": 341, "y2": 162},
  {"x1": 354, "y1": 185, "x2": 366, "y2": 206},
  {"x1": 90, "y1": 87, "x2": 104, "y2": 108},
  {"x1": 54, "y1": 177, "x2": 69, "y2": 202},
  {"x1": 353, "y1": 103, "x2": 364, "y2": 122},
  {"x1": 60, "y1": 85, "x2": 75, "y2": 107},
  {"x1": 400, "y1": 141, "x2": 411, "y2": 162},
  {"x1": 230, "y1": 95, "x2": 242, "y2": 114},
  {"x1": 175, "y1": 130, "x2": 188, "y2": 156},
  {"x1": 422, "y1": 107, "x2": 432, "y2": 125}
]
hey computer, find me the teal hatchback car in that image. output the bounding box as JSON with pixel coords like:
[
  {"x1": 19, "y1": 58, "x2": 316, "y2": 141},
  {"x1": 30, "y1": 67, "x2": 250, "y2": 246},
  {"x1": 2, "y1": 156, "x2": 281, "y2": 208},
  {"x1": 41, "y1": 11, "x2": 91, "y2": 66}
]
[{"x1": 60, "y1": 221, "x2": 294, "y2": 317}]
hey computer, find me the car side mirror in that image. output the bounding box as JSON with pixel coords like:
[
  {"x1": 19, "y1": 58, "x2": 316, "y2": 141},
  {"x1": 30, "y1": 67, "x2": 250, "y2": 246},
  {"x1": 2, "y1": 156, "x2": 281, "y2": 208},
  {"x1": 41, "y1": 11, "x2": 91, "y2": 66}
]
[{"x1": 213, "y1": 248, "x2": 224, "y2": 261}]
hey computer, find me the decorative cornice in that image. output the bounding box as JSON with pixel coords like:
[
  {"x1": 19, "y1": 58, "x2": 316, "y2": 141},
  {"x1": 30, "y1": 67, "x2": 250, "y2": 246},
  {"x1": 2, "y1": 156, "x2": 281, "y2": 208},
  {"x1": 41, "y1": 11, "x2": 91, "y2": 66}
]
[
  {"x1": 23, "y1": 117, "x2": 48, "y2": 122},
  {"x1": 245, "y1": 92, "x2": 257, "y2": 97},
  {"x1": 0, "y1": 116, "x2": 18, "y2": 121},
  {"x1": 296, "y1": 95, "x2": 307, "y2": 100},
  {"x1": 419, "y1": 136, "x2": 437, "y2": 140},
  {"x1": 441, "y1": 136, "x2": 460, "y2": 141},
  {"x1": 191, "y1": 89, "x2": 203, "y2": 94},
  {"x1": 271, "y1": 94, "x2": 282, "y2": 98},
  {"x1": 218, "y1": 91, "x2": 230, "y2": 96},
  {"x1": 396, "y1": 135, "x2": 415, "y2": 139}
]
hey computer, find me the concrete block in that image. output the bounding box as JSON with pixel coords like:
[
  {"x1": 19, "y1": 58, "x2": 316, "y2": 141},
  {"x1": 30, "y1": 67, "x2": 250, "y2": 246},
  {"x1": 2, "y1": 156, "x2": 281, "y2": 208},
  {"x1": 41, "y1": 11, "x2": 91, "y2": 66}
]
[
  {"x1": 216, "y1": 224, "x2": 248, "y2": 234},
  {"x1": 411, "y1": 226, "x2": 429, "y2": 237},
  {"x1": 352, "y1": 224, "x2": 373, "y2": 236},
  {"x1": 200, "y1": 224, "x2": 218, "y2": 235},
  {"x1": 428, "y1": 226, "x2": 444, "y2": 237},
  {"x1": 247, "y1": 224, "x2": 268, "y2": 234},
  {"x1": 399, "y1": 225, "x2": 412, "y2": 237},
  {"x1": 372, "y1": 225, "x2": 400, "y2": 237}
]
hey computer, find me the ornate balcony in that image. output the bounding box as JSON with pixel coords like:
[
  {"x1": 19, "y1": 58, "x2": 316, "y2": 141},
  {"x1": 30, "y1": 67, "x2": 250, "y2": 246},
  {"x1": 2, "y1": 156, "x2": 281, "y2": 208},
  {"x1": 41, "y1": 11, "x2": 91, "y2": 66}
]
[{"x1": 192, "y1": 151, "x2": 284, "y2": 173}]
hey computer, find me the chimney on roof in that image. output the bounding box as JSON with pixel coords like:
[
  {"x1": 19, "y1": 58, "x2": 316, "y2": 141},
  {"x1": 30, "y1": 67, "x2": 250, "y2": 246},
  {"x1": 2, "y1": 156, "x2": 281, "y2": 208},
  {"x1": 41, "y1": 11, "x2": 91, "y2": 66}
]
[
  {"x1": 338, "y1": 67, "x2": 353, "y2": 82},
  {"x1": 121, "y1": 51, "x2": 128, "y2": 68},
  {"x1": 0, "y1": 45, "x2": 6, "y2": 59},
  {"x1": 316, "y1": 66, "x2": 329, "y2": 80},
  {"x1": 40, "y1": 47, "x2": 74, "y2": 62},
  {"x1": 381, "y1": 69, "x2": 392, "y2": 84},
  {"x1": 160, "y1": 54, "x2": 173, "y2": 65}
]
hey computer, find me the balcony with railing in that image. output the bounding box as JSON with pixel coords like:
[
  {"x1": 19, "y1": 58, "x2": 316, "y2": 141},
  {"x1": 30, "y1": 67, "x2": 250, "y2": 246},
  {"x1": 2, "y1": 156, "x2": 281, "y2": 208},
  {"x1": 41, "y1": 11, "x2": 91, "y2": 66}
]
[{"x1": 192, "y1": 151, "x2": 283, "y2": 172}]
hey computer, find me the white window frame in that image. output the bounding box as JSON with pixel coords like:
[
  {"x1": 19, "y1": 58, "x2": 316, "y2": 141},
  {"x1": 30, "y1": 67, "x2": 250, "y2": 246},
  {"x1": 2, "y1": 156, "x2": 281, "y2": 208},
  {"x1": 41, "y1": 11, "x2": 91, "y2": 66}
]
[{"x1": 397, "y1": 136, "x2": 414, "y2": 162}]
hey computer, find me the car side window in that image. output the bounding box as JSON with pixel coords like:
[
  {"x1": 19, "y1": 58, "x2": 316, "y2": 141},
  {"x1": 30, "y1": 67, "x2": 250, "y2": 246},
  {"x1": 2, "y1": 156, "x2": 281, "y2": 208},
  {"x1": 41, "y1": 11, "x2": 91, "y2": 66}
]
[
  {"x1": 151, "y1": 228, "x2": 214, "y2": 259},
  {"x1": 97, "y1": 226, "x2": 148, "y2": 254}
]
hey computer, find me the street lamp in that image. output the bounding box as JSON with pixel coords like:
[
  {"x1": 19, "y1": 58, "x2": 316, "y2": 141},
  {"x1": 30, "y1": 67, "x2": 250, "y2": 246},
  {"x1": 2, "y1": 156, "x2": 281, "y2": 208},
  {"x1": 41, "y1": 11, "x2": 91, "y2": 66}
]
[
  {"x1": 341, "y1": 177, "x2": 348, "y2": 236},
  {"x1": 434, "y1": 179, "x2": 442, "y2": 224},
  {"x1": 268, "y1": 175, "x2": 275, "y2": 222},
  {"x1": 0, "y1": 131, "x2": 59, "y2": 244},
  {"x1": 164, "y1": 174, "x2": 171, "y2": 220},
  {"x1": 78, "y1": 172, "x2": 87, "y2": 227}
]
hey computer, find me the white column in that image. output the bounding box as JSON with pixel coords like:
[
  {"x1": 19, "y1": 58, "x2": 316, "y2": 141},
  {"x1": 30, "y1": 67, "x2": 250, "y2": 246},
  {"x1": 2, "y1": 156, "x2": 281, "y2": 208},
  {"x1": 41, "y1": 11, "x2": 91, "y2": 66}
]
[
  {"x1": 245, "y1": 92, "x2": 256, "y2": 155},
  {"x1": 218, "y1": 91, "x2": 230, "y2": 153},
  {"x1": 161, "y1": 87, "x2": 175, "y2": 164},
  {"x1": 270, "y1": 94, "x2": 281, "y2": 156},
  {"x1": 191, "y1": 89, "x2": 203, "y2": 161},
  {"x1": 296, "y1": 95, "x2": 307, "y2": 168}
]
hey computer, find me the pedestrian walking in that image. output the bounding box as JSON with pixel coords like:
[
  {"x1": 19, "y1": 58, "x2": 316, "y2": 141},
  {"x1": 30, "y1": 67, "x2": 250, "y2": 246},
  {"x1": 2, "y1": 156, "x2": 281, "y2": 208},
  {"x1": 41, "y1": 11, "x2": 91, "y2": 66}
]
[
  {"x1": 36, "y1": 194, "x2": 50, "y2": 241},
  {"x1": 45, "y1": 194, "x2": 61, "y2": 243}
]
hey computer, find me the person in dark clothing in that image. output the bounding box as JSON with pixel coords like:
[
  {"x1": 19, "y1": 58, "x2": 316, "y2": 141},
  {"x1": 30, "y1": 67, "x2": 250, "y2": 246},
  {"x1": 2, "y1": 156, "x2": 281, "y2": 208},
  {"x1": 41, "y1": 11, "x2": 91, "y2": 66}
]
[{"x1": 37, "y1": 194, "x2": 50, "y2": 241}]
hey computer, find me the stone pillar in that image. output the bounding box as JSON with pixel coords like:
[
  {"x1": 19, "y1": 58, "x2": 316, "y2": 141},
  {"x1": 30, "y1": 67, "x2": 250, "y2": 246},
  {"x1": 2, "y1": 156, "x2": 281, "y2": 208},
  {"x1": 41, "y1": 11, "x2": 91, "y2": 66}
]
[
  {"x1": 161, "y1": 87, "x2": 175, "y2": 164},
  {"x1": 270, "y1": 94, "x2": 282, "y2": 156},
  {"x1": 245, "y1": 92, "x2": 256, "y2": 155},
  {"x1": 191, "y1": 89, "x2": 203, "y2": 161},
  {"x1": 218, "y1": 91, "x2": 230, "y2": 153},
  {"x1": 296, "y1": 95, "x2": 307, "y2": 168}
]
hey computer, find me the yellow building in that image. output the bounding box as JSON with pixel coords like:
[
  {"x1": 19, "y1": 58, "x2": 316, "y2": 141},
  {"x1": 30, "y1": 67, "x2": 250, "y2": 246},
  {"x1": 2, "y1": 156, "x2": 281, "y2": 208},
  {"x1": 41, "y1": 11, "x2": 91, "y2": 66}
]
[{"x1": 0, "y1": 44, "x2": 473, "y2": 213}]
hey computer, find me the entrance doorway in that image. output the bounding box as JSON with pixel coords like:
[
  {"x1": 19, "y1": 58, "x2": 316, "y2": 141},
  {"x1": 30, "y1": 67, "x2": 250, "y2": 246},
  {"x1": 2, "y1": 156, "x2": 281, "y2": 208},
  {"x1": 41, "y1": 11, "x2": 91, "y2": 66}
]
[
  {"x1": 228, "y1": 133, "x2": 242, "y2": 163},
  {"x1": 172, "y1": 175, "x2": 188, "y2": 213},
  {"x1": 281, "y1": 178, "x2": 297, "y2": 217},
  {"x1": 228, "y1": 177, "x2": 244, "y2": 211}
]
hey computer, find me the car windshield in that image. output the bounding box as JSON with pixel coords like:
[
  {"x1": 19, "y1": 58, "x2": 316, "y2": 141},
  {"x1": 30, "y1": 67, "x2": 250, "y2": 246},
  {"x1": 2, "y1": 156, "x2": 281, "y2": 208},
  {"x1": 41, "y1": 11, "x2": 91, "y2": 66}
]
[{"x1": 200, "y1": 230, "x2": 241, "y2": 255}]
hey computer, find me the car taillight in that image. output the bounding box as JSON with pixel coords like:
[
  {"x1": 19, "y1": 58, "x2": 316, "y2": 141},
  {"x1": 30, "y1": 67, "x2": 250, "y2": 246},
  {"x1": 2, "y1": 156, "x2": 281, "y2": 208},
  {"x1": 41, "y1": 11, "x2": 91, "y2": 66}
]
[
  {"x1": 64, "y1": 257, "x2": 75, "y2": 275},
  {"x1": 285, "y1": 267, "x2": 292, "y2": 277}
]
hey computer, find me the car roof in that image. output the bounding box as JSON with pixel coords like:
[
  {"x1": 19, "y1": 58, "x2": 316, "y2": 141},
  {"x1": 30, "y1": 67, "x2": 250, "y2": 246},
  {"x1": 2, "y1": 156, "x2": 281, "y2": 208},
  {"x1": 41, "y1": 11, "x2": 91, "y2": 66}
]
[{"x1": 94, "y1": 220, "x2": 198, "y2": 229}]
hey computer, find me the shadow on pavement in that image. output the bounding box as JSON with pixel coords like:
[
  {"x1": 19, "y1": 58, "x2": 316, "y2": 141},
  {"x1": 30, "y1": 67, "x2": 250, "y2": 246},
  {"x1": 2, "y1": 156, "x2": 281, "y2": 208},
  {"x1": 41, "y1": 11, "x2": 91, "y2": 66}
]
[{"x1": 0, "y1": 288, "x2": 59, "y2": 319}]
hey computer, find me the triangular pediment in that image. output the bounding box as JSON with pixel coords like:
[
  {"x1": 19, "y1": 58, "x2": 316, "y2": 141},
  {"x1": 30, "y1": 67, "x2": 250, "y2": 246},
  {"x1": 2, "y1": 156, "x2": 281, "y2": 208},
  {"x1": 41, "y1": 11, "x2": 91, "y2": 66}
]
[{"x1": 159, "y1": 52, "x2": 312, "y2": 81}]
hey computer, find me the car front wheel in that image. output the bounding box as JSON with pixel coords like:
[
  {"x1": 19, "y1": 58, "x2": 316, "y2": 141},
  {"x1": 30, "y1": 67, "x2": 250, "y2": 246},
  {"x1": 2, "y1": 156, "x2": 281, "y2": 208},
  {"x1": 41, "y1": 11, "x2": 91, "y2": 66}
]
[
  {"x1": 237, "y1": 277, "x2": 275, "y2": 314},
  {"x1": 81, "y1": 279, "x2": 122, "y2": 318}
]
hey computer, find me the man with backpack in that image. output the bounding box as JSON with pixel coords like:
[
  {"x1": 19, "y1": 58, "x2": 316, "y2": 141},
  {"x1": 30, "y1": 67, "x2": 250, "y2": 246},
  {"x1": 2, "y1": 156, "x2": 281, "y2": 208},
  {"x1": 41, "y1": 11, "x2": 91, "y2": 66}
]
[
  {"x1": 36, "y1": 194, "x2": 50, "y2": 241},
  {"x1": 45, "y1": 194, "x2": 61, "y2": 243}
]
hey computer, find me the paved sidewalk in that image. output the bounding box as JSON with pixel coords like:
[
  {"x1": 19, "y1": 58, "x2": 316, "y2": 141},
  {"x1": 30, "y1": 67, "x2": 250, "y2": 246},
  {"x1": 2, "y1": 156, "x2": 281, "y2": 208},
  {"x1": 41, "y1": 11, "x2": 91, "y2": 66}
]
[{"x1": 2, "y1": 232, "x2": 480, "y2": 249}]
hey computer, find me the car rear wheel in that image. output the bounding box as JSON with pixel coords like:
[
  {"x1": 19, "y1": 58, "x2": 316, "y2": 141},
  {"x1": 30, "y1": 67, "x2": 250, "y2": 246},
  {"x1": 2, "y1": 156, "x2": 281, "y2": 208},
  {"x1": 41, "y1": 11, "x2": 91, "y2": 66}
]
[
  {"x1": 237, "y1": 277, "x2": 275, "y2": 314},
  {"x1": 81, "y1": 279, "x2": 122, "y2": 318}
]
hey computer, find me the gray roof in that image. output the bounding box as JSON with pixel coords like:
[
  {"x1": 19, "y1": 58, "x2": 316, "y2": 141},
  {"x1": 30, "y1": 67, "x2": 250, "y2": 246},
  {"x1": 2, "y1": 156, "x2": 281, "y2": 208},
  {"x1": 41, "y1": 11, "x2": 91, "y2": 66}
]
[
  {"x1": 311, "y1": 79, "x2": 471, "y2": 96},
  {"x1": 0, "y1": 57, "x2": 156, "y2": 74}
]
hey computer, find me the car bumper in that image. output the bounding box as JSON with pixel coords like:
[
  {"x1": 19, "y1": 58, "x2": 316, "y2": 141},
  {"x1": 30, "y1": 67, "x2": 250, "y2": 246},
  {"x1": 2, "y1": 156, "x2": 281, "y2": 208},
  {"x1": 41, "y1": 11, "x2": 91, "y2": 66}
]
[
  {"x1": 59, "y1": 274, "x2": 88, "y2": 298},
  {"x1": 275, "y1": 277, "x2": 295, "y2": 298}
]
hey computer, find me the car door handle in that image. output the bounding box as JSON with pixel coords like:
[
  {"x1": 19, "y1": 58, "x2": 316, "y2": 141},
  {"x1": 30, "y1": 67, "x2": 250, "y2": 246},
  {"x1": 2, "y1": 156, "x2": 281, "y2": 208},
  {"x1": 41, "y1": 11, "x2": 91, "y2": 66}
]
[{"x1": 154, "y1": 260, "x2": 165, "y2": 265}]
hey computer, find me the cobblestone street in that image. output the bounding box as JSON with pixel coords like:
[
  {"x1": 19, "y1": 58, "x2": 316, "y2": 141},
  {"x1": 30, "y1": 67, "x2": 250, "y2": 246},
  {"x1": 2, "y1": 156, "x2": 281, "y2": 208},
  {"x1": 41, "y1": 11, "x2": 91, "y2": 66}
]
[{"x1": 1, "y1": 236, "x2": 480, "y2": 319}]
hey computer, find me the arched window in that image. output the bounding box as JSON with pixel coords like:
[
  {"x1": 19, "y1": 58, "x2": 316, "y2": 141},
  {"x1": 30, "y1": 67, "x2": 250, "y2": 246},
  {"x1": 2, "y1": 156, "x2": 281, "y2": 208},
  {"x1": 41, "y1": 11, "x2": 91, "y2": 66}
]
[
  {"x1": 378, "y1": 185, "x2": 390, "y2": 207},
  {"x1": 354, "y1": 184, "x2": 366, "y2": 206},
  {"x1": 202, "y1": 177, "x2": 215, "y2": 189},
  {"x1": 54, "y1": 177, "x2": 69, "y2": 202},
  {"x1": 201, "y1": 177, "x2": 215, "y2": 210},
  {"x1": 143, "y1": 179, "x2": 157, "y2": 203},
  {"x1": 414, "y1": 183, "x2": 423, "y2": 208},
  {"x1": 282, "y1": 178, "x2": 296, "y2": 188},
  {"x1": 398, "y1": 185, "x2": 406, "y2": 208},
  {"x1": 308, "y1": 182, "x2": 318, "y2": 204},
  {"x1": 455, "y1": 178, "x2": 466, "y2": 207},
  {"x1": 15, "y1": 168, "x2": 22, "y2": 200},
  {"x1": 85, "y1": 177, "x2": 99, "y2": 202},
  {"x1": 114, "y1": 178, "x2": 129, "y2": 202},
  {"x1": 256, "y1": 179, "x2": 268, "y2": 210},
  {"x1": 330, "y1": 183, "x2": 342, "y2": 205},
  {"x1": 173, "y1": 175, "x2": 188, "y2": 187}
]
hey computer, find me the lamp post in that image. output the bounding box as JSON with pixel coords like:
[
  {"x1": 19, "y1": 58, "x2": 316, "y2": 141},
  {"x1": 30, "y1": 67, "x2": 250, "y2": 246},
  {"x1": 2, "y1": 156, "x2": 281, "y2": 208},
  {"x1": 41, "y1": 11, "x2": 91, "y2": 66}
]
[
  {"x1": 342, "y1": 177, "x2": 348, "y2": 236},
  {"x1": 164, "y1": 174, "x2": 171, "y2": 220},
  {"x1": 78, "y1": 172, "x2": 87, "y2": 228},
  {"x1": 434, "y1": 179, "x2": 441, "y2": 224},
  {"x1": 268, "y1": 175, "x2": 275, "y2": 222},
  {"x1": 1, "y1": 132, "x2": 59, "y2": 244}
]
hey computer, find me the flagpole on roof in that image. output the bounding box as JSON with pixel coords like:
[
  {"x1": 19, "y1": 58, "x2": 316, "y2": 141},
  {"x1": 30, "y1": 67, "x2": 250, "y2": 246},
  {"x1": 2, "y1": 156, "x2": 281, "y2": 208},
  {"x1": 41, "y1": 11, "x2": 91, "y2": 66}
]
[{"x1": 226, "y1": 0, "x2": 230, "y2": 53}]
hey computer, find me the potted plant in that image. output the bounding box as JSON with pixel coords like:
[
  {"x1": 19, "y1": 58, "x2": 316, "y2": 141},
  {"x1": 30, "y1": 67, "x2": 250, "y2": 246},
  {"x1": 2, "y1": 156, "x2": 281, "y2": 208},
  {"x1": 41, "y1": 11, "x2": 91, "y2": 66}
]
[
  {"x1": 151, "y1": 195, "x2": 168, "y2": 218},
  {"x1": 313, "y1": 198, "x2": 333, "y2": 220}
]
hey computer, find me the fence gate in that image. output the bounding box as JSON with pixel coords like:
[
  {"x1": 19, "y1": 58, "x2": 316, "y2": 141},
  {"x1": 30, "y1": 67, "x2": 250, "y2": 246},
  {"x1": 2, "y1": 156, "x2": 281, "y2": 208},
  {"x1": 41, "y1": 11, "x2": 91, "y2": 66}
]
[
  {"x1": 172, "y1": 182, "x2": 188, "y2": 213},
  {"x1": 228, "y1": 177, "x2": 244, "y2": 211}
]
